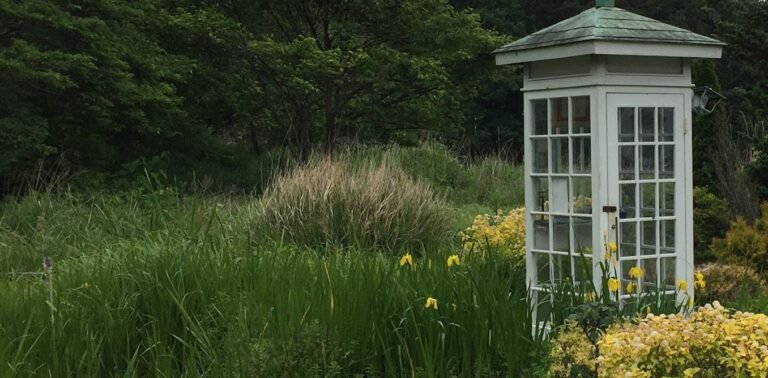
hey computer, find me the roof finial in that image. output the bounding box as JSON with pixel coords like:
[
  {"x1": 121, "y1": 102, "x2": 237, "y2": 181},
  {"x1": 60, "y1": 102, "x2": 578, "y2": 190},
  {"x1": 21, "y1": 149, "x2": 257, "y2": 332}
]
[{"x1": 596, "y1": 0, "x2": 615, "y2": 7}]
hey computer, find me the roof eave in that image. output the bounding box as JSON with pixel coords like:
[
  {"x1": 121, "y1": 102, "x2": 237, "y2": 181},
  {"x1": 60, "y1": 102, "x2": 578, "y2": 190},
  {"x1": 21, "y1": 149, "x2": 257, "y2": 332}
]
[{"x1": 494, "y1": 40, "x2": 723, "y2": 65}]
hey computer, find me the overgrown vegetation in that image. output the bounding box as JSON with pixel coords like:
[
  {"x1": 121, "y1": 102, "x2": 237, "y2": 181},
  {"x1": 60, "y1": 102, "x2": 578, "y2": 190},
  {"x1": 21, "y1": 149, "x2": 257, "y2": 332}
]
[
  {"x1": 0, "y1": 190, "x2": 543, "y2": 376},
  {"x1": 711, "y1": 202, "x2": 768, "y2": 273}
]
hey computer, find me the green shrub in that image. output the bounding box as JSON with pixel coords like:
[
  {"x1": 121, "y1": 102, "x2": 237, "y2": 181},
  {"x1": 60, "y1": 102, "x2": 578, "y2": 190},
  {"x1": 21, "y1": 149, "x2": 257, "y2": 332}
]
[
  {"x1": 693, "y1": 187, "x2": 731, "y2": 262},
  {"x1": 346, "y1": 143, "x2": 525, "y2": 209},
  {"x1": 461, "y1": 156, "x2": 525, "y2": 209},
  {"x1": 257, "y1": 158, "x2": 450, "y2": 252},
  {"x1": 696, "y1": 263, "x2": 766, "y2": 304},
  {"x1": 386, "y1": 143, "x2": 466, "y2": 189},
  {"x1": 711, "y1": 203, "x2": 768, "y2": 273}
]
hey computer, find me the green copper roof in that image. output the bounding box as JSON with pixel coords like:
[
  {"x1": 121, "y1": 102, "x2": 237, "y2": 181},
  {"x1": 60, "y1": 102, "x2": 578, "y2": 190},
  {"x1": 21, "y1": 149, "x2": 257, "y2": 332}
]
[{"x1": 493, "y1": 7, "x2": 725, "y2": 54}]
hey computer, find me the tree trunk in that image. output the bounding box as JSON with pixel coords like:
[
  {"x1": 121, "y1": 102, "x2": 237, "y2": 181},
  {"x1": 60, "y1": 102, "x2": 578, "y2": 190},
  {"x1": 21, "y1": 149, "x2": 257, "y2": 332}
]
[
  {"x1": 249, "y1": 121, "x2": 261, "y2": 154},
  {"x1": 322, "y1": 81, "x2": 337, "y2": 155}
]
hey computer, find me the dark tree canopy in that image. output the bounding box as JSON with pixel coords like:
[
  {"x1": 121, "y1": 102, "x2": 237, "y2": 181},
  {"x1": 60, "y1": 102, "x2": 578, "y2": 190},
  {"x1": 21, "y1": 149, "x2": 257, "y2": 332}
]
[{"x1": 1, "y1": 0, "x2": 766, "y2": 194}]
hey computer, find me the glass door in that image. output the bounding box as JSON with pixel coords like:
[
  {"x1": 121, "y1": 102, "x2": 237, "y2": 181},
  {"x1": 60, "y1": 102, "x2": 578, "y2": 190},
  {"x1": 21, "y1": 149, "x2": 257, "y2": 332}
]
[{"x1": 607, "y1": 93, "x2": 687, "y2": 297}]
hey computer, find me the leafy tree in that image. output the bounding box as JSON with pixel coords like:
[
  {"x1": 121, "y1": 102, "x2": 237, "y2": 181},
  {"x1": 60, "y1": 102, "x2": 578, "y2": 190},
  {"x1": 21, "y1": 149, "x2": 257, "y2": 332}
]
[
  {"x1": 210, "y1": 0, "x2": 506, "y2": 160},
  {"x1": 0, "y1": 1, "x2": 191, "y2": 176}
]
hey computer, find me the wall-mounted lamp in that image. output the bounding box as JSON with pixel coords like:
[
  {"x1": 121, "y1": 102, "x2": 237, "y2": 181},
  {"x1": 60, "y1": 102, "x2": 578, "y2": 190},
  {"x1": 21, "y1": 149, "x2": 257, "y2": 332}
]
[{"x1": 693, "y1": 86, "x2": 726, "y2": 115}]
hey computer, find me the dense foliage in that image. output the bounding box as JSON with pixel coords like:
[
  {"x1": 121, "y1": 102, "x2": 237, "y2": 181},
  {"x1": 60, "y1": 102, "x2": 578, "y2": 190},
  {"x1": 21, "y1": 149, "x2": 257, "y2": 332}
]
[
  {"x1": 693, "y1": 187, "x2": 731, "y2": 262},
  {"x1": 2, "y1": 0, "x2": 766, "y2": 197},
  {"x1": 711, "y1": 202, "x2": 768, "y2": 273},
  {"x1": 0, "y1": 0, "x2": 508, "y2": 191},
  {"x1": 695, "y1": 263, "x2": 766, "y2": 304}
]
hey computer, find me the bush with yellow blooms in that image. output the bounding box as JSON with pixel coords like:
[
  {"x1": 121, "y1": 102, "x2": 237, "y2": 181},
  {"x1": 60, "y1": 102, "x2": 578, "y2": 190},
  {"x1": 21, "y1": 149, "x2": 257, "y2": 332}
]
[
  {"x1": 598, "y1": 301, "x2": 768, "y2": 377},
  {"x1": 548, "y1": 321, "x2": 596, "y2": 378},
  {"x1": 458, "y1": 208, "x2": 525, "y2": 257}
]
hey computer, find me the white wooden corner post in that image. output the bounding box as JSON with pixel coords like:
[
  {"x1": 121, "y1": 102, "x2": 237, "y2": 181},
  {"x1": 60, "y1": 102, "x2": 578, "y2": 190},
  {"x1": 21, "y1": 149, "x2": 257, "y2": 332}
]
[{"x1": 493, "y1": 0, "x2": 724, "y2": 321}]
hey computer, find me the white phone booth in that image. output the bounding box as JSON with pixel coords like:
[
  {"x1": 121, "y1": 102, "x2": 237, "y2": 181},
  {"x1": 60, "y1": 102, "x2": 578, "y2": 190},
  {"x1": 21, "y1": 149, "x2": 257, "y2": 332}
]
[{"x1": 493, "y1": 0, "x2": 724, "y2": 315}]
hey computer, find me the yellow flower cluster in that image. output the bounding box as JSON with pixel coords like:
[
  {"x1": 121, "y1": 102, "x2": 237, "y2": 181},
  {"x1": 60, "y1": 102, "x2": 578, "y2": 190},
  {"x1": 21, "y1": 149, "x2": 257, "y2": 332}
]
[
  {"x1": 599, "y1": 302, "x2": 768, "y2": 377},
  {"x1": 458, "y1": 208, "x2": 525, "y2": 257},
  {"x1": 548, "y1": 321, "x2": 596, "y2": 377}
]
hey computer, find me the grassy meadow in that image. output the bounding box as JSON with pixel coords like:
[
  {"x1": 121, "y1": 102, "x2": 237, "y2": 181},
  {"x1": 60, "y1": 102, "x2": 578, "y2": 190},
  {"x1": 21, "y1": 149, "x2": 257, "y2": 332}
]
[{"x1": 0, "y1": 145, "x2": 541, "y2": 377}]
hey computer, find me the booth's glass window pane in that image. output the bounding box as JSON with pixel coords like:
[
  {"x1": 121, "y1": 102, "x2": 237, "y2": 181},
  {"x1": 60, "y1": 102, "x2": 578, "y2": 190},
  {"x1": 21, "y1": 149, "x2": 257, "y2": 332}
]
[
  {"x1": 660, "y1": 145, "x2": 674, "y2": 179},
  {"x1": 572, "y1": 177, "x2": 591, "y2": 214},
  {"x1": 641, "y1": 221, "x2": 656, "y2": 255},
  {"x1": 532, "y1": 177, "x2": 549, "y2": 212},
  {"x1": 553, "y1": 254, "x2": 572, "y2": 284},
  {"x1": 533, "y1": 215, "x2": 550, "y2": 250},
  {"x1": 572, "y1": 137, "x2": 591, "y2": 174},
  {"x1": 659, "y1": 108, "x2": 674, "y2": 142},
  {"x1": 640, "y1": 107, "x2": 655, "y2": 142},
  {"x1": 661, "y1": 220, "x2": 675, "y2": 250},
  {"x1": 532, "y1": 100, "x2": 548, "y2": 135},
  {"x1": 660, "y1": 182, "x2": 675, "y2": 216},
  {"x1": 640, "y1": 145, "x2": 655, "y2": 179},
  {"x1": 574, "y1": 255, "x2": 592, "y2": 284},
  {"x1": 620, "y1": 146, "x2": 635, "y2": 180},
  {"x1": 573, "y1": 217, "x2": 592, "y2": 252},
  {"x1": 661, "y1": 257, "x2": 676, "y2": 288},
  {"x1": 551, "y1": 98, "x2": 569, "y2": 135},
  {"x1": 620, "y1": 223, "x2": 637, "y2": 257},
  {"x1": 551, "y1": 177, "x2": 569, "y2": 213},
  {"x1": 642, "y1": 259, "x2": 659, "y2": 287},
  {"x1": 620, "y1": 184, "x2": 636, "y2": 219},
  {"x1": 534, "y1": 253, "x2": 551, "y2": 285},
  {"x1": 619, "y1": 108, "x2": 635, "y2": 142},
  {"x1": 552, "y1": 216, "x2": 570, "y2": 252},
  {"x1": 552, "y1": 138, "x2": 569, "y2": 173},
  {"x1": 641, "y1": 183, "x2": 656, "y2": 218},
  {"x1": 532, "y1": 139, "x2": 548, "y2": 173},
  {"x1": 573, "y1": 97, "x2": 590, "y2": 134}
]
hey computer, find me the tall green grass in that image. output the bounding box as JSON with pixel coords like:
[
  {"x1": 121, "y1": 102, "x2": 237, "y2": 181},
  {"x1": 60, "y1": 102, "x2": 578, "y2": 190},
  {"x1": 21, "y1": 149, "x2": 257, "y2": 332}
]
[{"x1": 0, "y1": 192, "x2": 543, "y2": 376}]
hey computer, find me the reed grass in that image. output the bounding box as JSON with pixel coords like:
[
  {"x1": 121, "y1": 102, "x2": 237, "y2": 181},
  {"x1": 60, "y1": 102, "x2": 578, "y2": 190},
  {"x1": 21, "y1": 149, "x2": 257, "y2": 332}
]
[{"x1": 258, "y1": 158, "x2": 451, "y2": 253}]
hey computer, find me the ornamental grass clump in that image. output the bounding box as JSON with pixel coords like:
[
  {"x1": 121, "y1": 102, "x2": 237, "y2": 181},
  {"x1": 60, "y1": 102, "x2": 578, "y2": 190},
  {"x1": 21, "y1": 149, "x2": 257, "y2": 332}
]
[
  {"x1": 458, "y1": 208, "x2": 525, "y2": 257},
  {"x1": 258, "y1": 158, "x2": 450, "y2": 252},
  {"x1": 598, "y1": 302, "x2": 768, "y2": 377}
]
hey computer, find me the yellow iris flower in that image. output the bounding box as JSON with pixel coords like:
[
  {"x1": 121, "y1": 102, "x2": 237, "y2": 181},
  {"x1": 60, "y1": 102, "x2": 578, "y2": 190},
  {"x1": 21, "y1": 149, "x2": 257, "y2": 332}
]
[
  {"x1": 447, "y1": 255, "x2": 461, "y2": 267},
  {"x1": 425, "y1": 297, "x2": 438, "y2": 310},
  {"x1": 400, "y1": 253, "x2": 413, "y2": 268},
  {"x1": 628, "y1": 266, "x2": 644, "y2": 279},
  {"x1": 608, "y1": 278, "x2": 620, "y2": 292}
]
